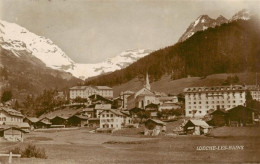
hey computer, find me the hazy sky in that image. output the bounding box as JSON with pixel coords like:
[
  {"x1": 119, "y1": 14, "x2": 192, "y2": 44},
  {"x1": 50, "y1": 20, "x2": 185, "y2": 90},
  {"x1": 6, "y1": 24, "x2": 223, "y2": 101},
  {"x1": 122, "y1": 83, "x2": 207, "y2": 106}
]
[{"x1": 0, "y1": 0, "x2": 259, "y2": 63}]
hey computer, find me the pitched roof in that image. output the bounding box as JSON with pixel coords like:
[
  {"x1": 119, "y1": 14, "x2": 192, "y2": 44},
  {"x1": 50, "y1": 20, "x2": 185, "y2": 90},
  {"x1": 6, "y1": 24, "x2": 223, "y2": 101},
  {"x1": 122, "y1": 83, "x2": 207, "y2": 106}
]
[
  {"x1": 189, "y1": 119, "x2": 209, "y2": 127},
  {"x1": 0, "y1": 107, "x2": 24, "y2": 117},
  {"x1": 95, "y1": 86, "x2": 112, "y2": 90},
  {"x1": 4, "y1": 122, "x2": 30, "y2": 128},
  {"x1": 25, "y1": 117, "x2": 39, "y2": 123},
  {"x1": 0, "y1": 126, "x2": 28, "y2": 133},
  {"x1": 227, "y1": 105, "x2": 258, "y2": 113},
  {"x1": 70, "y1": 86, "x2": 87, "y2": 90},
  {"x1": 95, "y1": 104, "x2": 112, "y2": 110},
  {"x1": 146, "y1": 119, "x2": 166, "y2": 125},
  {"x1": 209, "y1": 109, "x2": 227, "y2": 115}
]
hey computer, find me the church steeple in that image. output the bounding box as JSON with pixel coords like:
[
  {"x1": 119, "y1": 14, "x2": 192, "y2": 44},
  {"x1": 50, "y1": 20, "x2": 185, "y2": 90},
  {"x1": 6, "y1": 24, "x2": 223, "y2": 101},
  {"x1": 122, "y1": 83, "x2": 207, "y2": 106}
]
[{"x1": 144, "y1": 73, "x2": 151, "y2": 90}]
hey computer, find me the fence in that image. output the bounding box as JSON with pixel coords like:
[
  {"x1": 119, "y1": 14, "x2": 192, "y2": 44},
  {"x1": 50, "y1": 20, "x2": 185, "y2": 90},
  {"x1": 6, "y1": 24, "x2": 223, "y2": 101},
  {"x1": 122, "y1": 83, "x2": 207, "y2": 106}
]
[{"x1": 0, "y1": 152, "x2": 21, "y2": 163}]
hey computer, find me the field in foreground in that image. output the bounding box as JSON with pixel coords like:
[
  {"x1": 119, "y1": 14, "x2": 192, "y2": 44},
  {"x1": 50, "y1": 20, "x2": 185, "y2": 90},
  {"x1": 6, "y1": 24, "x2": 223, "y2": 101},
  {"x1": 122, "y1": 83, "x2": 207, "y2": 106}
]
[{"x1": 0, "y1": 127, "x2": 260, "y2": 164}]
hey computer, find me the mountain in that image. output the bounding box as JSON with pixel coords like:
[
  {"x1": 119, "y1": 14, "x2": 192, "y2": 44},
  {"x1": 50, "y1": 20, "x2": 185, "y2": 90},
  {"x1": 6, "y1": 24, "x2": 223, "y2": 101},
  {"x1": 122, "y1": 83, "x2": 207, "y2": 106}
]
[
  {"x1": 230, "y1": 9, "x2": 251, "y2": 21},
  {"x1": 0, "y1": 20, "x2": 152, "y2": 80},
  {"x1": 86, "y1": 17, "x2": 260, "y2": 87},
  {"x1": 178, "y1": 15, "x2": 228, "y2": 42},
  {"x1": 69, "y1": 49, "x2": 153, "y2": 79},
  {"x1": 178, "y1": 9, "x2": 253, "y2": 42}
]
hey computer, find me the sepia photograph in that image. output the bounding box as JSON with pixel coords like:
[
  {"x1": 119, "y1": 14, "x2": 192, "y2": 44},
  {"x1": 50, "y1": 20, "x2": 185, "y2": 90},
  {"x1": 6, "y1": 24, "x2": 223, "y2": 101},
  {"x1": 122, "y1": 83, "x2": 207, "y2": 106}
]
[{"x1": 0, "y1": 0, "x2": 260, "y2": 163}]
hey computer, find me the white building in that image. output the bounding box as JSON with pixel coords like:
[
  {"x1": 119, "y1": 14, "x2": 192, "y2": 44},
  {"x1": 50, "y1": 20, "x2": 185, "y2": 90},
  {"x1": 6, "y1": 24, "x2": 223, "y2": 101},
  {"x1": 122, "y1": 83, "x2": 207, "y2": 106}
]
[
  {"x1": 99, "y1": 109, "x2": 124, "y2": 129},
  {"x1": 246, "y1": 85, "x2": 260, "y2": 101},
  {"x1": 69, "y1": 86, "x2": 113, "y2": 99},
  {"x1": 184, "y1": 85, "x2": 246, "y2": 117},
  {"x1": 0, "y1": 107, "x2": 24, "y2": 125}
]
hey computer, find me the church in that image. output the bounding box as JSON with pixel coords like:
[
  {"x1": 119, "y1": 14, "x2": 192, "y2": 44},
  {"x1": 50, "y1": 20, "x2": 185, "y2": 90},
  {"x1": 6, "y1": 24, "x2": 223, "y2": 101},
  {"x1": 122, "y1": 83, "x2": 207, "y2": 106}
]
[{"x1": 127, "y1": 74, "x2": 159, "y2": 110}]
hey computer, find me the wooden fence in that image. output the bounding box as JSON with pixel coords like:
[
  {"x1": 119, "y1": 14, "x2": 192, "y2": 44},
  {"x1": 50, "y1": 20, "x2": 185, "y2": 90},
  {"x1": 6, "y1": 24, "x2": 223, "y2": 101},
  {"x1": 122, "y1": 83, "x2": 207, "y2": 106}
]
[{"x1": 0, "y1": 152, "x2": 21, "y2": 163}]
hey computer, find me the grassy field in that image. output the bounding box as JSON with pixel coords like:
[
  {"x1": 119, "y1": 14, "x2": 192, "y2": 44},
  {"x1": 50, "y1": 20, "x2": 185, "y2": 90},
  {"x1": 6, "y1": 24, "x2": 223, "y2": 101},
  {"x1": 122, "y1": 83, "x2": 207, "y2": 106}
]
[
  {"x1": 0, "y1": 127, "x2": 260, "y2": 163},
  {"x1": 113, "y1": 72, "x2": 260, "y2": 96}
]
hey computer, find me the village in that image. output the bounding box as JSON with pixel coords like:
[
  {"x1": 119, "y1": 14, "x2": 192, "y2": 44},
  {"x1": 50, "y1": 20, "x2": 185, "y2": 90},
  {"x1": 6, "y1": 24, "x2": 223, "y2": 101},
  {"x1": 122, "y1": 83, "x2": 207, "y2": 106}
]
[{"x1": 1, "y1": 74, "x2": 259, "y2": 143}]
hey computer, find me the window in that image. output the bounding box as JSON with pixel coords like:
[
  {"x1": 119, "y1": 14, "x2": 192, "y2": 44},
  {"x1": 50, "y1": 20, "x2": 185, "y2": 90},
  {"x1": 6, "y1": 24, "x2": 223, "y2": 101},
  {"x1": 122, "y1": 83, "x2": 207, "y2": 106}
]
[
  {"x1": 194, "y1": 102, "x2": 196, "y2": 104},
  {"x1": 199, "y1": 111, "x2": 202, "y2": 113},
  {"x1": 233, "y1": 100, "x2": 236, "y2": 103},
  {"x1": 110, "y1": 114, "x2": 113, "y2": 117},
  {"x1": 199, "y1": 102, "x2": 201, "y2": 104},
  {"x1": 189, "y1": 111, "x2": 192, "y2": 114},
  {"x1": 106, "y1": 114, "x2": 109, "y2": 117},
  {"x1": 206, "y1": 101, "x2": 208, "y2": 104}
]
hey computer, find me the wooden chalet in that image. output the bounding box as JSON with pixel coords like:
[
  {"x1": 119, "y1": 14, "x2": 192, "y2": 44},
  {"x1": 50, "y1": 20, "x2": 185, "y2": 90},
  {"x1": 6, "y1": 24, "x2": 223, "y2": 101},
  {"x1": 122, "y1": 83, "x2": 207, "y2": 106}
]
[{"x1": 144, "y1": 119, "x2": 166, "y2": 136}]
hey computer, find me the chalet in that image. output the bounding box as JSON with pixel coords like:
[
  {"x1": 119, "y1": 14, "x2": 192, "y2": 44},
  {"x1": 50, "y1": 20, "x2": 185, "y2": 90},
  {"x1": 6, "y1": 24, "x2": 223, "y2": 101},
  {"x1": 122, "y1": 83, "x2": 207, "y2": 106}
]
[
  {"x1": 78, "y1": 108, "x2": 95, "y2": 118},
  {"x1": 0, "y1": 107, "x2": 24, "y2": 126},
  {"x1": 95, "y1": 104, "x2": 112, "y2": 118},
  {"x1": 184, "y1": 119, "x2": 210, "y2": 135},
  {"x1": 100, "y1": 109, "x2": 124, "y2": 129},
  {"x1": 87, "y1": 118, "x2": 100, "y2": 128},
  {"x1": 129, "y1": 107, "x2": 145, "y2": 118},
  {"x1": 23, "y1": 117, "x2": 39, "y2": 129},
  {"x1": 159, "y1": 103, "x2": 181, "y2": 111},
  {"x1": 113, "y1": 97, "x2": 123, "y2": 109},
  {"x1": 207, "y1": 109, "x2": 228, "y2": 127},
  {"x1": 227, "y1": 105, "x2": 259, "y2": 127},
  {"x1": 50, "y1": 116, "x2": 68, "y2": 126},
  {"x1": 35, "y1": 117, "x2": 52, "y2": 129},
  {"x1": 0, "y1": 126, "x2": 28, "y2": 142},
  {"x1": 145, "y1": 103, "x2": 159, "y2": 119},
  {"x1": 89, "y1": 94, "x2": 113, "y2": 105},
  {"x1": 120, "y1": 111, "x2": 133, "y2": 127},
  {"x1": 67, "y1": 115, "x2": 89, "y2": 127},
  {"x1": 144, "y1": 119, "x2": 166, "y2": 136}
]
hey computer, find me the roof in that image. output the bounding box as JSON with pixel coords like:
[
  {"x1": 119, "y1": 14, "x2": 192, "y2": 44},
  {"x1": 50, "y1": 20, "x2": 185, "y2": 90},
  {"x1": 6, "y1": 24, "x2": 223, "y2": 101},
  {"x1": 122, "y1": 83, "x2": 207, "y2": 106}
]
[
  {"x1": 70, "y1": 86, "x2": 87, "y2": 90},
  {"x1": 158, "y1": 96, "x2": 178, "y2": 101},
  {"x1": 25, "y1": 117, "x2": 39, "y2": 123},
  {"x1": 146, "y1": 119, "x2": 166, "y2": 126},
  {"x1": 39, "y1": 107, "x2": 84, "y2": 120},
  {"x1": 4, "y1": 122, "x2": 30, "y2": 128},
  {"x1": 189, "y1": 119, "x2": 209, "y2": 127},
  {"x1": 95, "y1": 86, "x2": 112, "y2": 90},
  {"x1": 227, "y1": 105, "x2": 258, "y2": 113},
  {"x1": 0, "y1": 107, "x2": 24, "y2": 117},
  {"x1": 121, "y1": 111, "x2": 131, "y2": 116},
  {"x1": 82, "y1": 108, "x2": 94, "y2": 112},
  {"x1": 210, "y1": 109, "x2": 227, "y2": 115},
  {"x1": 246, "y1": 85, "x2": 260, "y2": 91},
  {"x1": 160, "y1": 103, "x2": 181, "y2": 107},
  {"x1": 183, "y1": 85, "x2": 245, "y2": 93},
  {"x1": 99, "y1": 109, "x2": 123, "y2": 116},
  {"x1": 51, "y1": 116, "x2": 69, "y2": 120},
  {"x1": 0, "y1": 126, "x2": 28, "y2": 133},
  {"x1": 88, "y1": 118, "x2": 100, "y2": 121},
  {"x1": 38, "y1": 120, "x2": 51, "y2": 125},
  {"x1": 72, "y1": 115, "x2": 89, "y2": 120},
  {"x1": 95, "y1": 104, "x2": 112, "y2": 110},
  {"x1": 145, "y1": 103, "x2": 159, "y2": 108}
]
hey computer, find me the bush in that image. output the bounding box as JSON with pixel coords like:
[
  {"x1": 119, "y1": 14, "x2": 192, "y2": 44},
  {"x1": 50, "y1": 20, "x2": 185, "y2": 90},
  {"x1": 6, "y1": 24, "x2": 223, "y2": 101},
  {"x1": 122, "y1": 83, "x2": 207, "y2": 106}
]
[{"x1": 9, "y1": 144, "x2": 47, "y2": 159}]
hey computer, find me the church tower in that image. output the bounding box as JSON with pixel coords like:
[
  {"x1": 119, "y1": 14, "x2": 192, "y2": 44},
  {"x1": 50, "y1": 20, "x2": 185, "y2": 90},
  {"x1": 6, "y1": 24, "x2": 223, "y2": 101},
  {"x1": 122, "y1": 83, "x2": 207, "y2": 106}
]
[{"x1": 144, "y1": 73, "x2": 151, "y2": 90}]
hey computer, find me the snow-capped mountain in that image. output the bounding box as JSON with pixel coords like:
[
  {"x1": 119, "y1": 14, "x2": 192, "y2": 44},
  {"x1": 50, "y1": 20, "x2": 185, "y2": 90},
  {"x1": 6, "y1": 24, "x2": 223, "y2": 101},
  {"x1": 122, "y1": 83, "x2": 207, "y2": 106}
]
[
  {"x1": 68, "y1": 49, "x2": 153, "y2": 79},
  {"x1": 178, "y1": 15, "x2": 228, "y2": 42},
  {"x1": 178, "y1": 9, "x2": 252, "y2": 42},
  {"x1": 0, "y1": 19, "x2": 152, "y2": 80},
  {"x1": 230, "y1": 9, "x2": 251, "y2": 21}
]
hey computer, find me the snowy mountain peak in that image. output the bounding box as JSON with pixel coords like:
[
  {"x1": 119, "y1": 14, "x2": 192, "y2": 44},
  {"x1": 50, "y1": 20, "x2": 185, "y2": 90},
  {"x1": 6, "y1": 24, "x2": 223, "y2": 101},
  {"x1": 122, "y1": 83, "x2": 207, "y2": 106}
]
[
  {"x1": 0, "y1": 20, "x2": 75, "y2": 70},
  {"x1": 0, "y1": 20, "x2": 152, "y2": 80},
  {"x1": 230, "y1": 9, "x2": 251, "y2": 21},
  {"x1": 178, "y1": 14, "x2": 227, "y2": 42}
]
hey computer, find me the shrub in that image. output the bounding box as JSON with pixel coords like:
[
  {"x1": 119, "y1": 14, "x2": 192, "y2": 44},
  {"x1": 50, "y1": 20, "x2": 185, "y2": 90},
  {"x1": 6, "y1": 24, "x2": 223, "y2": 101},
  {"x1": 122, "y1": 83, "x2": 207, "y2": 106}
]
[{"x1": 9, "y1": 144, "x2": 47, "y2": 159}]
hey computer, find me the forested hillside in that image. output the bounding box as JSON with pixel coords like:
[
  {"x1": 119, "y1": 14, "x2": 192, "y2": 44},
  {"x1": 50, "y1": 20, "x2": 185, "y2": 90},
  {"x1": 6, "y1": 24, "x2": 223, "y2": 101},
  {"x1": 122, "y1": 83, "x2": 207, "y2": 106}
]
[{"x1": 86, "y1": 18, "x2": 260, "y2": 86}]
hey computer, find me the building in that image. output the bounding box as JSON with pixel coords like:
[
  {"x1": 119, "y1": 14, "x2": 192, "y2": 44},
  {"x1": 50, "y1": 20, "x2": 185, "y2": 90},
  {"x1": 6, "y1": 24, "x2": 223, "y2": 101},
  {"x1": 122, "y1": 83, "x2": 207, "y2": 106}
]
[
  {"x1": 144, "y1": 119, "x2": 166, "y2": 136},
  {"x1": 0, "y1": 126, "x2": 28, "y2": 142},
  {"x1": 158, "y1": 96, "x2": 178, "y2": 104},
  {"x1": 95, "y1": 104, "x2": 112, "y2": 118},
  {"x1": 145, "y1": 103, "x2": 159, "y2": 119},
  {"x1": 246, "y1": 85, "x2": 260, "y2": 101},
  {"x1": 0, "y1": 107, "x2": 24, "y2": 126},
  {"x1": 159, "y1": 103, "x2": 181, "y2": 111},
  {"x1": 99, "y1": 109, "x2": 124, "y2": 129},
  {"x1": 207, "y1": 109, "x2": 228, "y2": 127},
  {"x1": 120, "y1": 90, "x2": 134, "y2": 109},
  {"x1": 69, "y1": 86, "x2": 113, "y2": 99},
  {"x1": 67, "y1": 115, "x2": 89, "y2": 127},
  {"x1": 184, "y1": 85, "x2": 246, "y2": 117},
  {"x1": 23, "y1": 117, "x2": 39, "y2": 130},
  {"x1": 184, "y1": 119, "x2": 211, "y2": 135},
  {"x1": 127, "y1": 74, "x2": 159, "y2": 110},
  {"x1": 227, "y1": 105, "x2": 259, "y2": 126}
]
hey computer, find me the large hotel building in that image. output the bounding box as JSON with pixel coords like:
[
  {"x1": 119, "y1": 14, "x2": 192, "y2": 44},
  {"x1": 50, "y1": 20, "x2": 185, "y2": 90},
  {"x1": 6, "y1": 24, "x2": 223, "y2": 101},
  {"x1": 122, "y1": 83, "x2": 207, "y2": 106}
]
[
  {"x1": 69, "y1": 86, "x2": 113, "y2": 99},
  {"x1": 184, "y1": 85, "x2": 260, "y2": 117}
]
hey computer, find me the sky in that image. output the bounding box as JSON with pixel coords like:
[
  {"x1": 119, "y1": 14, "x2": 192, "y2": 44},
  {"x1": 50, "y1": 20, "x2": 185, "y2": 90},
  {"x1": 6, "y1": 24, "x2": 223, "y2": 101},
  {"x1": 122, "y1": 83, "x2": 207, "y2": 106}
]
[{"x1": 0, "y1": 0, "x2": 259, "y2": 63}]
